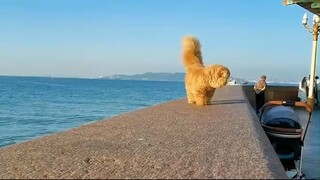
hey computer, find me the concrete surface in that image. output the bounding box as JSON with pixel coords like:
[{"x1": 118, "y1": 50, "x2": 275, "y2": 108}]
[{"x1": 0, "y1": 86, "x2": 287, "y2": 179}]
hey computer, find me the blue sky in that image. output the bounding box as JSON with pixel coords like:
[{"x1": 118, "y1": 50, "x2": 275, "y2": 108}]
[{"x1": 0, "y1": 0, "x2": 318, "y2": 81}]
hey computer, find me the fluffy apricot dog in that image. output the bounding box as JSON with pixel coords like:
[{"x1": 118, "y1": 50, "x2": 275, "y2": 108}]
[{"x1": 182, "y1": 36, "x2": 230, "y2": 106}]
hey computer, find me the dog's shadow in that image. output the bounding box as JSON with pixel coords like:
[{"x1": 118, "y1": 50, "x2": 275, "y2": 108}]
[{"x1": 210, "y1": 99, "x2": 246, "y2": 105}]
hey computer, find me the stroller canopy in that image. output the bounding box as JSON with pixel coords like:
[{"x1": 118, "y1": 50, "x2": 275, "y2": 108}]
[{"x1": 261, "y1": 106, "x2": 301, "y2": 129}]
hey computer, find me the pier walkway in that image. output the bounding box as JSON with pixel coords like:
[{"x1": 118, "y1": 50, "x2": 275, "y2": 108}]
[{"x1": 298, "y1": 107, "x2": 320, "y2": 179}]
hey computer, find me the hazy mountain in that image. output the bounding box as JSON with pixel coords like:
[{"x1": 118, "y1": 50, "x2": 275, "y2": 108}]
[
  {"x1": 103, "y1": 72, "x2": 249, "y2": 84},
  {"x1": 103, "y1": 72, "x2": 183, "y2": 81}
]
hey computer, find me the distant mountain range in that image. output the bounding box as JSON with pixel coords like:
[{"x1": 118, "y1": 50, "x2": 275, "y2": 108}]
[
  {"x1": 102, "y1": 72, "x2": 249, "y2": 85},
  {"x1": 103, "y1": 72, "x2": 184, "y2": 82}
]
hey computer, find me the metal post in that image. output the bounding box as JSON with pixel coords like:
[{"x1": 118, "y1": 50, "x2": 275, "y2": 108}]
[{"x1": 307, "y1": 21, "x2": 319, "y2": 110}]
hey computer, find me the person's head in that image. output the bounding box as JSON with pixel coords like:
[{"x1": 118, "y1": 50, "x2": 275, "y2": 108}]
[
  {"x1": 316, "y1": 76, "x2": 319, "y2": 80},
  {"x1": 261, "y1": 75, "x2": 266, "y2": 81}
]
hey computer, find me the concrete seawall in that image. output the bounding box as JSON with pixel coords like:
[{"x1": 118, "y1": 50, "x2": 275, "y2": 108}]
[{"x1": 0, "y1": 86, "x2": 287, "y2": 179}]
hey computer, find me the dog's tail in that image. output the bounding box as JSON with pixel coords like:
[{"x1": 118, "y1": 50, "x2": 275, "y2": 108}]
[{"x1": 182, "y1": 36, "x2": 203, "y2": 69}]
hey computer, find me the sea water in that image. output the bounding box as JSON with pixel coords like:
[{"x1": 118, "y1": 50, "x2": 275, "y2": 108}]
[
  {"x1": 0, "y1": 76, "x2": 185, "y2": 147},
  {"x1": 0, "y1": 76, "x2": 299, "y2": 148}
]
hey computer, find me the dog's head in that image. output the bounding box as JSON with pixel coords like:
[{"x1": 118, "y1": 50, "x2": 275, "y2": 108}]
[{"x1": 205, "y1": 65, "x2": 230, "y2": 88}]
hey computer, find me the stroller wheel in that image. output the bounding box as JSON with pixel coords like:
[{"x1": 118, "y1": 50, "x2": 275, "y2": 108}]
[
  {"x1": 286, "y1": 169, "x2": 298, "y2": 179},
  {"x1": 290, "y1": 170, "x2": 306, "y2": 180}
]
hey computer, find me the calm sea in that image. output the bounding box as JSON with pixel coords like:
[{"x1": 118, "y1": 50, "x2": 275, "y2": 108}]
[{"x1": 0, "y1": 76, "x2": 185, "y2": 147}]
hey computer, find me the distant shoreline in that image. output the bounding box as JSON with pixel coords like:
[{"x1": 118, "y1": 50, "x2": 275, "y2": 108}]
[{"x1": 0, "y1": 75, "x2": 299, "y2": 86}]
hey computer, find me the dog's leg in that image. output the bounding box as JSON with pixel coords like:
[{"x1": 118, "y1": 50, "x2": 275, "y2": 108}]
[
  {"x1": 195, "y1": 91, "x2": 206, "y2": 106},
  {"x1": 186, "y1": 91, "x2": 196, "y2": 104},
  {"x1": 205, "y1": 89, "x2": 216, "y2": 105}
]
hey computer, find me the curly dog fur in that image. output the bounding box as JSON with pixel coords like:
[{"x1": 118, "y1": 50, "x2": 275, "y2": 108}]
[{"x1": 182, "y1": 36, "x2": 230, "y2": 106}]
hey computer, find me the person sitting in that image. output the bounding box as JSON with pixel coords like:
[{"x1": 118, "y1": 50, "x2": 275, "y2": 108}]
[
  {"x1": 306, "y1": 75, "x2": 319, "y2": 105},
  {"x1": 306, "y1": 75, "x2": 311, "y2": 97},
  {"x1": 298, "y1": 77, "x2": 307, "y2": 102}
]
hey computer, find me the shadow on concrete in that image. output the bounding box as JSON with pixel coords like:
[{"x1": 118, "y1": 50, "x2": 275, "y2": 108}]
[{"x1": 211, "y1": 99, "x2": 246, "y2": 105}]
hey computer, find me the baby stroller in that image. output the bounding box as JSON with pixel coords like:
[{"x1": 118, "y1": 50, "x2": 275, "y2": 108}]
[{"x1": 259, "y1": 101, "x2": 312, "y2": 179}]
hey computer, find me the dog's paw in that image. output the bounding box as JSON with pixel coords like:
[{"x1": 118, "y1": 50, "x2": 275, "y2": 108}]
[
  {"x1": 204, "y1": 101, "x2": 211, "y2": 105},
  {"x1": 195, "y1": 100, "x2": 206, "y2": 106}
]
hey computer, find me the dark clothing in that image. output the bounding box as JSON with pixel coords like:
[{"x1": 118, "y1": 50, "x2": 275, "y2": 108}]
[
  {"x1": 255, "y1": 91, "x2": 265, "y2": 113},
  {"x1": 315, "y1": 84, "x2": 319, "y2": 105},
  {"x1": 254, "y1": 79, "x2": 267, "y2": 113}
]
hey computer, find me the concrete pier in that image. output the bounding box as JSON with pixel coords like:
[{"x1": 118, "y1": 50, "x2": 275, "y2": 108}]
[{"x1": 0, "y1": 86, "x2": 287, "y2": 179}]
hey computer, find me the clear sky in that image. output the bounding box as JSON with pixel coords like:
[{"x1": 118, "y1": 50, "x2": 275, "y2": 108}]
[{"x1": 0, "y1": 0, "x2": 318, "y2": 81}]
